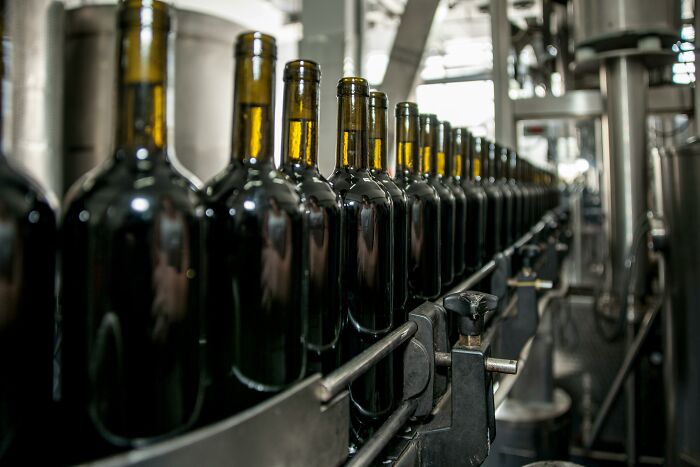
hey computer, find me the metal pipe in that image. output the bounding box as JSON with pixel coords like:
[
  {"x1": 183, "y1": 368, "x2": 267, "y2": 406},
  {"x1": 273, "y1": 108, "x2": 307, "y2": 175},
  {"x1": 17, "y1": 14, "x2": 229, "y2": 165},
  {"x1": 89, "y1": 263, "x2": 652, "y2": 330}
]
[
  {"x1": 585, "y1": 300, "x2": 661, "y2": 449},
  {"x1": 485, "y1": 358, "x2": 518, "y2": 374},
  {"x1": 316, "y1": 321, "x2": 418, "y2": 402},
  {"x1": 490, "y1": 0, "x2": 515, "y2": 147},
  {"x1": 345, "y1": 399, "x2": 418, "y2": 467},
  {"x1": 434, "y1": 352, "x2": 451, "y2": 367},
  {"x1": 600, "y1": 56, "x2": 649, "y2": 302}
]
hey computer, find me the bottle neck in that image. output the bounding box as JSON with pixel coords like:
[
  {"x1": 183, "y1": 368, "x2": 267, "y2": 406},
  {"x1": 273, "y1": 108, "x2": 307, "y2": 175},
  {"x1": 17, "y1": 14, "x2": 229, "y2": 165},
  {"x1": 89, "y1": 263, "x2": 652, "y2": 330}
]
[
  {"x1": 485, "y1": 145, "x2": 496, "y2": 181},
  {"x1": 232, "y1": 55, "x2": 275, "y2": 164},
  {"x1": 396, "y1": 113, "x2": 421, "y2": 175},
  {"x1": 437, "y1": 133, "x2": 450, "y2": 178},
  {"x1": 282, "y1": 78, "x2": 319, "y2": 168},
  {"x1": 420, "y1": 121, "x2": 436, "y2": 176},
  {"x1": 336, "y1": 93, "x2": 368, "y2": 170},
  {"x1": 471, "y1": 139, "x2": 483, "y2": 182},
  {"x1": 368, "y1": 105, "x2": 388, "y2": 172},
  {"x1": 114, "y1": 23, "x2": 168, "y2": 161},
  {"x1": 497, "y1": 151, "x2": 507, "y2": 181}
]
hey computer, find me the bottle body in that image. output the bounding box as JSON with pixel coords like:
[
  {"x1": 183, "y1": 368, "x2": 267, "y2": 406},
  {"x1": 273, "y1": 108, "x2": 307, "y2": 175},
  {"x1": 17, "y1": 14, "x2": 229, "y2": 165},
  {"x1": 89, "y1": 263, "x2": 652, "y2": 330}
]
[
  {"x1": 0, "y1": 158, "x2": 57, "y2": 462},
  {"x1": 330, "y1": 167, "x2": 394, "y2": 443},
  {"x1": 282, "y1": 163, "x2": 343, "y2": 375},
  {"x1": 206, "y1": 161, "x2": 307, "y2": 411},
  {"x1": 462, "y1": 179, "x2": 487, "y2": 272},
  {"x1": 59, "y1": 3, "x2": 205, "y2": 460},
  {"x1": 61, "y1": 155, "x2": 204, "y2": 455}
]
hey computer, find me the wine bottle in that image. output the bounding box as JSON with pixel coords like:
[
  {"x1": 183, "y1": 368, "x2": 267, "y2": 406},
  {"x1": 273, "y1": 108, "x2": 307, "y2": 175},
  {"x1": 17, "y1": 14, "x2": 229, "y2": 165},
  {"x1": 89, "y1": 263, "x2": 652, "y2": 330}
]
[
  {"x1": 495, "y1": 144, "x2": 514, "y2": 249},
  {"x1": 481, "y1": 139, "x2": 503, "y2": 259},
  {"x1": 394, "y1": 103, "x2": 441, "y2": 305},
  {"x1": 507, "y1": 148, "x2": 524, "y2": 240},
  {"x1": 0, "y1": 0, "x2": 58, "y2": 458},
  {"x1": 455, "y1": 129, "x2": 485, "y2": 274},
  {"x1": 420, "y1": 114, "x2": 455, "y2": 291},
  {"x1": 205, "y1": 33, "x2": 307, "y2": 417},
  {"x1": 368, "y1": 91, "x2": 408, "y2": 324},
  {"x1": 439, "y1": 121, "x2": 467, "y2": 281},
  {"x1": 60, "y1": 0, "x2": 204, "y2": 459},
  {"x1": 279, "y1": 60, "x2": 342, "y2": 376},
  {"x1": 329, "y1": 77, "x2": 394, "y2": 447}
]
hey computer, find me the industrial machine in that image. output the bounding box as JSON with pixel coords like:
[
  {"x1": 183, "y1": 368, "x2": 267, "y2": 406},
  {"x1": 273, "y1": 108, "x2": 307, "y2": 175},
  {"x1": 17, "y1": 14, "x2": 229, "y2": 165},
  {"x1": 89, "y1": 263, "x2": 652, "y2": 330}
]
[{"x1": 0, "y1": 0, "x2": 697, "y2": 465}]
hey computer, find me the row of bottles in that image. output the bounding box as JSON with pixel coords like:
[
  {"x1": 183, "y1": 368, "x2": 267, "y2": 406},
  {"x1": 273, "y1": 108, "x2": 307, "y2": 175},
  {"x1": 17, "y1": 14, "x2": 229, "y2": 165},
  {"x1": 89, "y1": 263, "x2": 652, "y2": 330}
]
[{"x1": 0, "y1": 0, "x2": 559, "y2": 464}]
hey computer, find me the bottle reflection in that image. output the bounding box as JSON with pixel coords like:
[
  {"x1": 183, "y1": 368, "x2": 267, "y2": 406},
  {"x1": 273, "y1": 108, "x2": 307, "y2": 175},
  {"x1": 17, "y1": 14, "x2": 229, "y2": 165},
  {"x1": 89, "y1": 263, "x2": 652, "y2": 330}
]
[
  {"x1": 0, "y1": 204, "x2": 19, "y2": 328},
  {"x1": 152, "y1": 195, "x2": 189, "y2": 342}
]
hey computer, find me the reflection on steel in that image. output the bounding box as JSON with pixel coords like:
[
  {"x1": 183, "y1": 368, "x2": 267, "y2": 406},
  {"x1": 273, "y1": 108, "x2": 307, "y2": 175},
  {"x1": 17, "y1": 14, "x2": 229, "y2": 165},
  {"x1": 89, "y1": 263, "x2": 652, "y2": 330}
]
[
  {"x1": 585, "y1": 300, "x2": 661, "y2": 449},
  {"x1": 316, "y1": 321, "x2": 418, "y2": 403},
  {"x1": 346, "y1": 399, "x2": 419, "y2": 467}
]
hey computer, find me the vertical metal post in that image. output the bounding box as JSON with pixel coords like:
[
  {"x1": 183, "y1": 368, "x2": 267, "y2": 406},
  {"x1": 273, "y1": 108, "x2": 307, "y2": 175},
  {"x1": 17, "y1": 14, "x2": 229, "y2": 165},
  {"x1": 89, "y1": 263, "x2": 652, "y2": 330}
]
[
  {"x1": 490, "y1": 0, "x2": 514, "y2": 146},
  {"x1": 600, "y1": 55, "x2": 649, "y2": 467},
  {"x1": 301, "y1": 0, "x2": 363, "y2": 176},
  {"x1": 600, "y1": 57, "x2": 649, "y2": 302}
]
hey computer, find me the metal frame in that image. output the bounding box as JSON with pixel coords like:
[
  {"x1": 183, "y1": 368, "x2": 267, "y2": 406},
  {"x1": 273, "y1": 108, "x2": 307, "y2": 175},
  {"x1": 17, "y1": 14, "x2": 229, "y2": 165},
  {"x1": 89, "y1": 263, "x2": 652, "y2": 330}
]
[{"x1": 88, "y1": 210, "x2": 570, "y2": 467}]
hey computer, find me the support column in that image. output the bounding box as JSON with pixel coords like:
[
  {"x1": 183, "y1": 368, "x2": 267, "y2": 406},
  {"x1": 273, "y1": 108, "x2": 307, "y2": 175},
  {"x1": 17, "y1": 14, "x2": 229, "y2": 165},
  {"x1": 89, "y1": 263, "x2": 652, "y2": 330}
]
[
  {"x1": 301, "y1": 0, "x2": 363, "y2": 176},
  {"x1": 600, "y1": 57, "x2": 649, "y2": 303},
  {"x1": 490, "y1": 0, "x2": 515, "y2": 147}
]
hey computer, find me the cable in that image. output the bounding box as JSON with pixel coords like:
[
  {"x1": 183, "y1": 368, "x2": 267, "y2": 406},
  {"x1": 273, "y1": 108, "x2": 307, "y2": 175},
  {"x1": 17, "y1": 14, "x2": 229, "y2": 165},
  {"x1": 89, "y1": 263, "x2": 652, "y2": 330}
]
[{"x1": 594, "y1": 213, "x2": 651, "y2": 342}]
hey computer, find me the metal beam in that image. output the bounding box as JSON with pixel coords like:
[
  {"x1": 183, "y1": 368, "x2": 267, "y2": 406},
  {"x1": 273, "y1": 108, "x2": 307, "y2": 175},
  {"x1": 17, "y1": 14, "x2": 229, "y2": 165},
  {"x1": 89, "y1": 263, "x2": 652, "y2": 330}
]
[
  {"x1": 512, "y1": 85, "x2": 692, "y2": 121},
  {"x1": 300, "y1": 0, "x2": 364, "y2": 176},
  {"x1": 380, "y1": 0, "x2": 440, "y2": 105}
]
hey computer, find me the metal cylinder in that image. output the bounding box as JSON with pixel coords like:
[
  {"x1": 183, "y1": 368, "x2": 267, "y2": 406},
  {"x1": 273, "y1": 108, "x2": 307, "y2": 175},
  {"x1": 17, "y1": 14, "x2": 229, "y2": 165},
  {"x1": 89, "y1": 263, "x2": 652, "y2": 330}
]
[
  {"x1": 6, "y1": 0, "x2": 65, "y2": 195},
  {"x1": 660, "y1": 139, "x2": 700, "y2": 466},
  {"x1": 63, "y1": 5, "x2": 240, "y2": 191},
  {"x1": 572, "y1": 0, "x2": 680, "y2": 50},
  {"x1": 599, "y1": 57, "x2": 649, "y2": 302}
]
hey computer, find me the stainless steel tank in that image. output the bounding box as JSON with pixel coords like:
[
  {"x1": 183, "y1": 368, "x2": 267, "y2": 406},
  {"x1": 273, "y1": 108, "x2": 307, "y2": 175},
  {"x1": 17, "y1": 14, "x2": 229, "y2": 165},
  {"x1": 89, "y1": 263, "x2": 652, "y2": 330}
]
[
  {"x1": 660, "y1": 139, "x2": 700, "y2": 467},
  {"x1": 5, "y1": 0, "x2": 65, "y2": 195},
  {"x1": 572, "y1": 0, "x2": 681, "y2": 50},
  {"x1": 63, "y1": 5, "x2": 241, "y2": 191}
]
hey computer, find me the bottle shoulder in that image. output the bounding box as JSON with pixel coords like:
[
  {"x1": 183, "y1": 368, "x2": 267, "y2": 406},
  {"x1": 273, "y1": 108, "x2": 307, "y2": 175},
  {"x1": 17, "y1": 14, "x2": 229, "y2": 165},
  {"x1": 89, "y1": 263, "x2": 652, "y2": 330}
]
[
  {"x1": 0, "y1": 157, "x2": 58, "y2": 222},
  {"x1": 427, "y1": 175, "x2": 455, "y2": 200},
  {"x1": 63, "y1": 153, "x2": 202, "y2": 222},
  {"x1": 373, "y1": 171, "x2": 407, "y2": 204},
  {"x1": 205, "y1": 161, "x2": 301, "y2": 209}
]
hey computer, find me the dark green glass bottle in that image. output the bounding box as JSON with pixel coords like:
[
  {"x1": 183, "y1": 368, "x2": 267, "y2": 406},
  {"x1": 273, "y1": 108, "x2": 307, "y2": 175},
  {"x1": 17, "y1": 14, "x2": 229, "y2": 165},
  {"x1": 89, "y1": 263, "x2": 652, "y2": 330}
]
[
  {"x1": 482, "y1": 139, "x2": 503, "y2": 258},
  {"x1": 439, "y1": 121, "x2": 466, "y2": 280},
  {"x1": 329, "y1": 77, "x2": 394, "y2": 447},
  {"x1": 421, "y1": 114, "x2": 455, "y2": 291},
  {"x1": 394, "y1": 103, "x2": 441, "y2": 305},
  {"x1": 495, "y1": 144, "x2": 515, "y2": 248},
  {"x1": 0, "y1": 0, "x2": 58, "y2": 459},
  {"x1": 204, "y1": 33, "x2": 307, "y2": 416},
  {"x1": 507, "y1": 148, "x2": 524, "y2": 240},
  {"x1": 368, "y1": 91, "x2": 408, "y2": 324},
  {"x1": 60, "y1": 1, "x2": 204, "y2": 460},
  {"x1": 456, "y1": 129, "x2": 485, "y2": 274},
  {"x1": 279, "y1": 60, "x2": 343, "y2": 376}
]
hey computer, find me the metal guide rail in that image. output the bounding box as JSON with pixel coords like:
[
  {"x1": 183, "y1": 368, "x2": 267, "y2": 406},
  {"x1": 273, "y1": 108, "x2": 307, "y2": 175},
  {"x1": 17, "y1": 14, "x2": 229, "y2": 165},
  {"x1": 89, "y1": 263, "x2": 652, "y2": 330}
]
[{"x1": 87, "y1": 209, "x2": 570, "y2": 467}]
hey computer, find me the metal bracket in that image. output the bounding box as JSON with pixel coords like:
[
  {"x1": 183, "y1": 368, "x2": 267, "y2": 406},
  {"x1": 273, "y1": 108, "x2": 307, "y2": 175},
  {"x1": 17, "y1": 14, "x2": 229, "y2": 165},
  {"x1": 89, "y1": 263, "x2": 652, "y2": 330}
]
[{"x1": 403, "y1": 302, "x2": 440, "y2": 417}]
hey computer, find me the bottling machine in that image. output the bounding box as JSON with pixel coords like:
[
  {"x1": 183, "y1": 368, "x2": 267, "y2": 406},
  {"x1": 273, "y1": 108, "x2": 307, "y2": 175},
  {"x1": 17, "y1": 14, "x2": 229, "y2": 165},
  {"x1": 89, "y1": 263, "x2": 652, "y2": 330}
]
[{"x1": 1, "y1": 0, "x2": 698, "y2": 465}]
